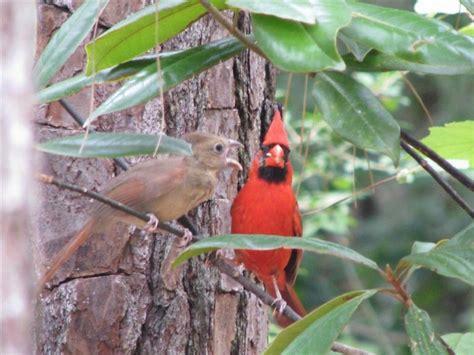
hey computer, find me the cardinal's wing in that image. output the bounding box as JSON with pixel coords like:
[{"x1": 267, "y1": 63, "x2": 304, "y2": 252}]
[{"x1": 284, "y1": 202, "x2": 304, "y2": 286}]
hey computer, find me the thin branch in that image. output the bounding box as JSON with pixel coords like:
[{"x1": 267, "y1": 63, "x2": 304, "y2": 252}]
[
  {"x1": 298, "y1": 74, "x2": 308, "y2": 157},
  {"x1": 385, "y1": 265, "x2": 412, "y2": 307},
  {"x1": 199, "y1": 0, "x2": 267, "y2": 59},
  {"x1": 401, "y1": 130, "x2": 473, "y2": 191},
  {"x1": 352, "y1": 145, "x2": 358, "y2": 209},
  {"x1": 58, "y1": 99, "x2": 129, "y2": 171},
  {"x1": 37, "y1": 173, "x2": 372, "y2": 355},
  {"x1": 36, "y1": 173, "x2": 190, "y2": 239},
  {"x1": 400, "y1": 141, "x2": 474, "y2": 218},
  {"x1": 302, "y1": 167, "x2": 421, "y2": 217},
  {"x1": 284, "y1": 73, "x2": 293, "y2": 110},
  {"x1": 364, "y1": 150, "x2": 375, "y2": 193},
  {"x1": 401, "y1": 74, "x2": 434, "y2": 125}
]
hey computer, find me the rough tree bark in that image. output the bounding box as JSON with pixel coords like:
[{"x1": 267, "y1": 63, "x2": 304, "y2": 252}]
[
  {"x1": 34, "y1": 1, "x2": 276, "y2": 354},
  {"x1": 1, "y1": 2, "x2": 36, "y2": 354}
]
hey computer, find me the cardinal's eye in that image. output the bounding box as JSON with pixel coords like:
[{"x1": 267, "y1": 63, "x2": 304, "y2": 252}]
[{"x1": 214, "y1": 143, "x2": 224, "y2": 153}]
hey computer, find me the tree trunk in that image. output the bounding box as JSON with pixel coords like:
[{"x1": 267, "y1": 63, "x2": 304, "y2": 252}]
[
  {"x1": 1, "y1": 2, "x2": 36, "y2": 354},
  {"x1": 34, "y1": 2, "x2": 276, "y2": 354}
]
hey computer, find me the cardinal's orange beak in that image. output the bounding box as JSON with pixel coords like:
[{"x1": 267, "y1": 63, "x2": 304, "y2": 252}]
[{"x1": 265, "y1": 144, "x2": 286, "y2": 168}]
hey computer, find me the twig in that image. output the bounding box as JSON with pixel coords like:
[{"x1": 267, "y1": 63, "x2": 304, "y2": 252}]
[
  {"x1": 401, "y1": 74, "x2": 434, "y2": 125},
  {"x1": 58, "y1": 99, "x2": 129, "y2": 171},
  {"x1": 385, "y1": 265, "x2": 412, "y2": 306},
  {"x1": 37, "y1": 173, "x2": 372, "y2": 355},
  {"x1": 301, "y1": 167, "x2": 421, "y2": 217},
  {"x1": 400, "y1": 131, "x2": 473, "y2": 191},
  {"x1": 400, "y1": 141, "x2": 474, "y2": 218},
  {"x1": 35, "y1": 173, "x2": 192, "y2": 239},
  {"x1": 199, "y1": 0, "x2": 267, "y2": 59},
  {"x1": 352, "y1": 145, "x2": 358, "y2": 209}
]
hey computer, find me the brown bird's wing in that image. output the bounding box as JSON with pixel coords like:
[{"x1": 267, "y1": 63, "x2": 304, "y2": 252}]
[
  {"x1": 96, "y1": 157, "x2": 189, "y2": 222},
  {"x1": 284, "y1": 203, "x2": 304, "y2": 286}
]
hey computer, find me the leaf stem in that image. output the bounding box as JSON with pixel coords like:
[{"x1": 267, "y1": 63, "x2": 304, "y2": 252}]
[
  {"x1": 385, "y1": 265, "x2": 412, "y2": 306},
  {"x1": 199, "y1": 0, "x2": 267, "y2": 59}
]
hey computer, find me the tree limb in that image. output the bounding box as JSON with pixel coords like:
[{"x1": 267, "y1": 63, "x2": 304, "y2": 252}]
[
  {"x1": 401, "y1": 130, "x2": 473, "y2": 191},
  {"x1": 400, "y1": 141, "x2": 474, "y2": 218}
]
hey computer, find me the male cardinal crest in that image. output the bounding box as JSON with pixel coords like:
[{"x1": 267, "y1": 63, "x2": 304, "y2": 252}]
[{"x1": 231, "y1": 108, "x2": 305, "y2": 327}]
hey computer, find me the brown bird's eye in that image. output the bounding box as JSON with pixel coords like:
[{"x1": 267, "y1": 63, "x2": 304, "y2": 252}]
[{"x1": 214, "y1": 143, "x2": 224, "y2": 153}]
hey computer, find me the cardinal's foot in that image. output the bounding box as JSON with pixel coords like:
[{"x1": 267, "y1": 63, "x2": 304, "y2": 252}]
[
  {"x1": 144, "y1": 214, "x2": 159, "y2": 233},
  {"x1": 177, "y1": 228, "x2": 193, "y2": 248},
  {"x1": 271, "y1": 298, "x2": 288, "y2": 315}
]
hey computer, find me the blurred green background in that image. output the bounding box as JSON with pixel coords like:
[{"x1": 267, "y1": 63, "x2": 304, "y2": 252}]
[{"x1": 271, "y1": 1, "x2": 473, "y2": 353}]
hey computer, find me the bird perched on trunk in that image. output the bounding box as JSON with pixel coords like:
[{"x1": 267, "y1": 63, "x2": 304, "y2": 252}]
[
  {"x1": 38, "y1": 132, "x2": 242, "y2": 291},
  {"x1": 231, "y1": 108, "x2": 305, "y2": 327}
]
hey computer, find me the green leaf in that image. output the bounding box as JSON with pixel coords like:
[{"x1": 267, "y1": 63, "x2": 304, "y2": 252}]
[
  {"x1": 227, "y1": 0, "x2": 317, "y2": 24},
  {"x1": 85, "y1": 0, "x2": 226, "y2": 75},
  {"x1": 340, "y1": 1, "x2": 474, "y2": 75},
  {"x1": 85, "y1": 37, "x2": 244, "y2": 126},
  {"x1": 401, "y1": 223, "x2": 474, "y2": 285},
  {"x1": 339, "y1": 32, "x2": 371, "y2": 61},
  {"x1": 460, "y1": 0, "x2": 474, "y2": 15},
  {"x1": 34, "y1": 0, "x2": 109, "y2": 89},
  {"x1": 343, "y1": 50, "x2": 474, "y2": 75},
  {"x1": 36, "y1": 132, "x2": 192, "y2": 158},
  {"x1": 460, "y1": 23, "x2": 474, "y2": 37},
  {"x1": 252, "y1": 0, "x2": 351, "y2": 72},
  {"x1": 172, "y1": 234, "x2": 380, "y2": 270},
  {"x1": 36, "y1": 57, "x2": 156, "y2": 104},
  {"x1": 395, "y1": 241, "x2": 439, "y2": 283},
  {"x1": 312, "y1": 71, "x2": 400, "y2": 165},
  {"x1": 421, "y1": 121, "x2": 474, "y2": 168},
  {"x1": 404, "y1": 304, "x2": 449, "y2": 355},
  {"x1": 265, "y1": 290, "x2": 377, "y2": 355},
  {"x1": 442, "y1": 333, "x2": 474, "y2": 355}
]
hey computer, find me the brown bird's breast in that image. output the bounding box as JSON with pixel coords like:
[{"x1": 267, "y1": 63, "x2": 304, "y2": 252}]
[{"x1": 97, "y1": 156, "x2": 217, "y2": 228}]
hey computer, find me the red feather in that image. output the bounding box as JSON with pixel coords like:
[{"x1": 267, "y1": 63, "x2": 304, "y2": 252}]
[{"x1": 231, "y1": 109, "x2": 305, "y2": 327}]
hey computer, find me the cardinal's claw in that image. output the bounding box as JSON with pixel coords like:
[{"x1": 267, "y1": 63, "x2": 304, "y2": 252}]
[
  {"x1": 144, "y1": 214, "x2": 159, "y2": 233},
  {"x1": 271, "y1": 298, "x2": 288, "y2": 315},
  {"x1": 177, "y1": 228, "x2": 193, "y2": 248},
  {"x1": 270, "y1": 275, "x2": 287, "y2": 314}
]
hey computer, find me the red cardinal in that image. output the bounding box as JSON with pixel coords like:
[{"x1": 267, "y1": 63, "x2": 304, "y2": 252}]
[{"x1": 231, "y1": 107, "x2": 305, "y2": 327}]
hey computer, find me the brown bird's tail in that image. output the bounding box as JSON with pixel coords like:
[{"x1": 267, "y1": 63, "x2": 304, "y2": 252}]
[
  {"x1": 272, "y1": 283, "x2": 307, "y2": 328},
  {"x1": 37, "y1": 220, "x2": 94, "y2": 292}
]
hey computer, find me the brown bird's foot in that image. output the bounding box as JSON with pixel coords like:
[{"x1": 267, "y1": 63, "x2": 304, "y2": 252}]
[
  {"x1": 144, "y1": 214, "x2": 159, "y2": 233},
  {"x1": 177, "y1": 228, "x2": 193, "y2": 248}
]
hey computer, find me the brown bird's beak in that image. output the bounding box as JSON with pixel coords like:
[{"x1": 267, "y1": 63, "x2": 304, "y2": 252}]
[{"x1": 226, "y1": 139, "x2": 243, "y2": 171}]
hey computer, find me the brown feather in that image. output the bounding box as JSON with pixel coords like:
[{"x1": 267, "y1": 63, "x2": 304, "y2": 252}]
[{"x1": 37, "y1": 220, "x2": 95, "y2": 292}]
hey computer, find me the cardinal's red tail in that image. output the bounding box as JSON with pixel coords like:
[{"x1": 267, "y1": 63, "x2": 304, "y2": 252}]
[
  {"x1": 272, "y1": 283, "x2": 307, "y2": 328},
  {"x1": 37, "y1": 220, "x2": 94, "y2": 293}
]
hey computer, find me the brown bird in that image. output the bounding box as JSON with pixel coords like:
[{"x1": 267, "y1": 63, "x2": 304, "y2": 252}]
[{"x1": 38, "y1": 132, "x2": 243, "y2": 290}]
